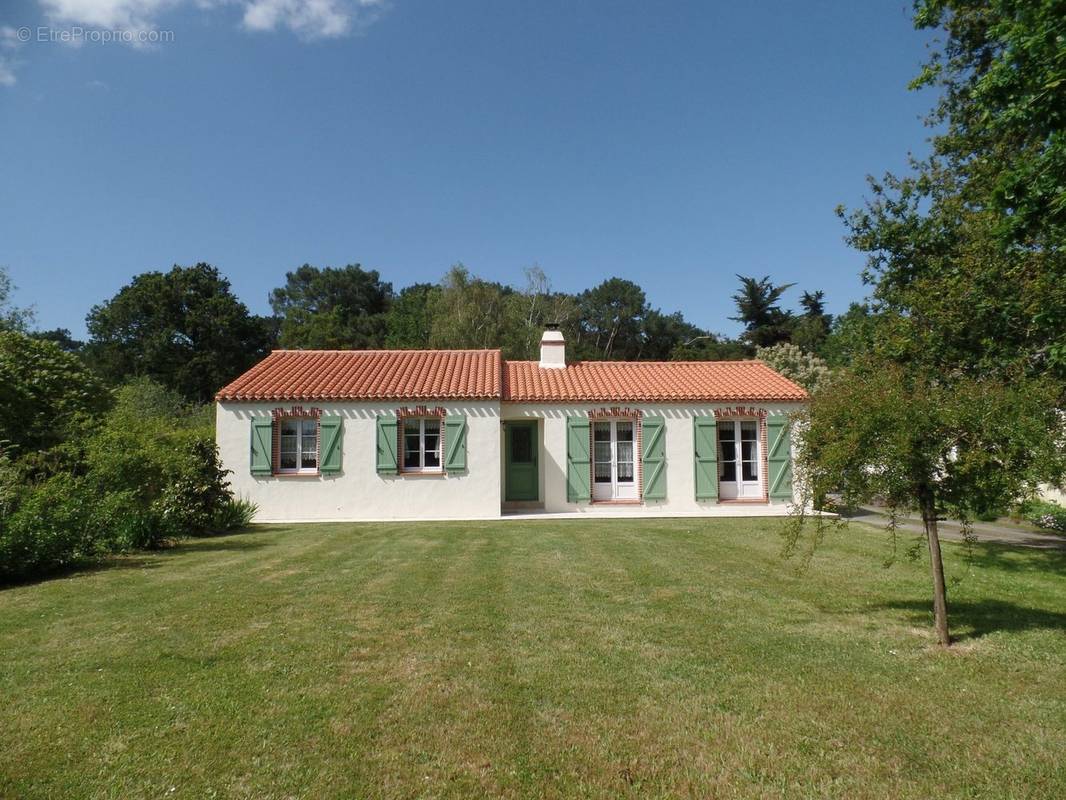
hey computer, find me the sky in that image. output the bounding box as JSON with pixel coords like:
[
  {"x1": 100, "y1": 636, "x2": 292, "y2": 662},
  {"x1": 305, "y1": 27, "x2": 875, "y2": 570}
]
[{"x1": 0, "y1": 1, "x2": 934, "y2": 341}]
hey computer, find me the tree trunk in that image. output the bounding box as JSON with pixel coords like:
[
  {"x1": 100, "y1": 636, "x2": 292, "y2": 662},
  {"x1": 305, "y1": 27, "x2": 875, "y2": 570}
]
[{"x1": 921, "y1": 497, "x2": 951, "y2": 646}]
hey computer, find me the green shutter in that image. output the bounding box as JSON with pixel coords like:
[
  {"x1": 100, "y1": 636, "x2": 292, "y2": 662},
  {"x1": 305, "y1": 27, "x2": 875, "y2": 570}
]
[
  {"x1": 767, "y1": 416, "x2": 793, "y2": 501},
  {"x1": 641, "y1": 416, "x2": 667, "y2": 500},
  {"x1": 694, "y1": 417, "x2": 718, "y2": 500},
  {"x1": 444, "y1": 415, "x2": 467, "y2": 471},
  {"x1": 566, "y1": 417, "x2": 591, "y2": 502},
  {"x1": 376, "y1": 415, "x2": 398, "y2": 474},
  {"x1": 319, "y1": 416, "x2": 343, "y2": 474},
  {"x1": 250, "y1": 417, "x2": 273, "y2": 476}
]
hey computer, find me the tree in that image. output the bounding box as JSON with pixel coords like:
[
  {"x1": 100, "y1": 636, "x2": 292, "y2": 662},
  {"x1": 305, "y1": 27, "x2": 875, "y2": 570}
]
[
  {"x1": 270, "y1": 264, "x2": 393, "y2": 350},
  {"x1": 574, "y1": 278, "x2": 650, "y2": 360},
  {"x1": 792, "y1": 290, "x2": 833, "y2": 354},
  {"x1": 500, "y1": 267, "x2": 580, "y2": 360},
  {"x1": 0, "y1": 267, "x2": 34, "y2": 333},
  {"x1": 86, "y1": 263, "x2": 275, "y2": 403},
  {"x1": 0, "y1": 331, "x2": 110, "y2": 454},
  {"x1": 428, "y1": 265, "x2": 513, "y2": 350},
  {"x1": 385, "y1": 282, "x2": 440, "y2": 349},
  {"x1": 787, "y1": 359, "x2": 1063, "y2": 646},
  {"x1": 911, "y1": 0, "x2": 1066, "y2": 246},
  {"x1": 841, "y1": 2, "x2": 1066, "y2": 389},
  {"x1": 30, "y1": 328, "x2": 84, "y2": 353},
  {"x1": 754, "y1": 343, "x2": 832, "y2": 394},
  {"x1": 730, "y1": 275, "x2": 795, "y2": 348}
]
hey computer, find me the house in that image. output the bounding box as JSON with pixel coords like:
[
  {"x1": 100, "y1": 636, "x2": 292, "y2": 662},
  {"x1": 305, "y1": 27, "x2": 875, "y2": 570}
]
[{"x1": 215, "y1": 327, "x2": 808, "y2": 522}]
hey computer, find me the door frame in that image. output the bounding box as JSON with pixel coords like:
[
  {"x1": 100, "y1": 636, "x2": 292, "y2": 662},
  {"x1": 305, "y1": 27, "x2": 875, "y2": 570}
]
[
  {"x1": 717, "y1": 418, "x2": 762, "y2": 500},
  {"x1": 504, "y1": 420, "x2": 539, "y2": 502},
  {"x1": 591, "y1": 418, "x2": 638, "y2": 501}
]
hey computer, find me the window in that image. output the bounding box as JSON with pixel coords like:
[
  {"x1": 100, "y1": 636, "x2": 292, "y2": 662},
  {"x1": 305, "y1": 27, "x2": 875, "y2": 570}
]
[
  {"x1": 403, "y1": 417, "x2": 442, "y2": 472},
  {"x1": 279, "y1": 417, "x2": 318, "y2": 474},
  {"x1": 717, "y1": 418, "x2": 762, "y2": 499},
  {"x1": 592, "y1": 418, "x2": 638, "y2": 501}
]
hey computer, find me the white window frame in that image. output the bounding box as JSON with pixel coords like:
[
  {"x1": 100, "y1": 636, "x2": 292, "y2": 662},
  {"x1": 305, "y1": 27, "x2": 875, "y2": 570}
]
[
  {"x1": 592, "y1": 418, "x2": 638, "y2": 501},
  {"x1": 278, "y1": 417, "x2": 319, "y2": 475},
  {"x1": 402, "y1": 417, "x2": 443, "y2": 473},
  {"x1": 717, "y1": 418, "x2": 761, "y2": 499}
]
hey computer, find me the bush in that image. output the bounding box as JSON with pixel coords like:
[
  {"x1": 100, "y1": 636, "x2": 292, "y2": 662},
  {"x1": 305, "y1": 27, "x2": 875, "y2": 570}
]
[
  {"x1": 0, "y1": 378, "x2": 238, "y2": 583},
  {"x1": 212, "y1": 497, "x2": 258, "y2": 532},
  {"x1": 1021, "y1": 499, "x2": 1066, "y2": 533},
  {"x1": 0, "y1": 475, "x2": 100, "y2": 581}
]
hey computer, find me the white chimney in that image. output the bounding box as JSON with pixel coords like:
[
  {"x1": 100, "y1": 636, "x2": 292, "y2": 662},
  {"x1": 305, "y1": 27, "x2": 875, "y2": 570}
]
[{"x1": 539, "y1": 324, "x2": 566, "y2": 369}]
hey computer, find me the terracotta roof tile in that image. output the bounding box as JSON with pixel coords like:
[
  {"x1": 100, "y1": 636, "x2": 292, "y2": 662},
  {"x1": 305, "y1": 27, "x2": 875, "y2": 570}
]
[
  {"x1": 215, "y1": 349, "x2": 503, "y2": 402},
  {"x1": 503, "y1": 360, "x2": 808, "y2": 403}
]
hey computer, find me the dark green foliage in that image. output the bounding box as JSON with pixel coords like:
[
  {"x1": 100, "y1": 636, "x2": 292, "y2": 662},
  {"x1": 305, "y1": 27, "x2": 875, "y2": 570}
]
[
  {"x1": 730, "y1": 275, "x2": 796, "y2": 348},
  {"x1": 28, "y1": 328, "x2": 84, "y2": 353},
  {"x1": 573, "y1": 277, "x2": 650, "y2": 360},
  {"x1": 212, "y1": 496, "x2": 259, "y2": 532},
  {"x1": 912, "y1": 0, "x2": 1066, "y2": 245},
  {"x1": 0, "y1": 378, "x2": 234, "y2": 582},
  {"x1": 385, "y1": 282, "x2": 440, "y2": 349},
  {"x1": 86, "y1": 263, "x2": 275, "y2": 403},
  {"x1": 0, "y1": 331, "x2": 110, "y2": 454},
  {"x1": 270, "y1": 263, "x2": 393, "y2": 350}
]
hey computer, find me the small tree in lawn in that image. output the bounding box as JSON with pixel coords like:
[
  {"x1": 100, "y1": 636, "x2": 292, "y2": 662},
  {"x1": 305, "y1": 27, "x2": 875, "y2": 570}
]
[{"x1": 786, "y1": 358, "x2": 1063, "y2": 647}]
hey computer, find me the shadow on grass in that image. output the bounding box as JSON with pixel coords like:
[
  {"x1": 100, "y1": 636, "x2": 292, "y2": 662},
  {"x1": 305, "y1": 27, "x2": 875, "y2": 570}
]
[
  {"x1": 960, "y1": 541, "x2": 1066, "y2": 574},
  {"x1": 874, "y1": 598, "x2": 1066, "y2": 641},
  {"x1": 1, "y1": 531, "x2": 274, "y2": 591}
]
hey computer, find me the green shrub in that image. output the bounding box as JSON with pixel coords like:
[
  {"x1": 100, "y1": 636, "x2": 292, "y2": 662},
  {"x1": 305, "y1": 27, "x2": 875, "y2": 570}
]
[
  {"x1": 0, "y1": 475, "x2": 99, "y2": 581},
  {"x1": 212, "y1": 497, "x2": 258, "y2": 532},
  {"x1": 1021, "y1": 499, "x2": 1066, "y2": 533}
]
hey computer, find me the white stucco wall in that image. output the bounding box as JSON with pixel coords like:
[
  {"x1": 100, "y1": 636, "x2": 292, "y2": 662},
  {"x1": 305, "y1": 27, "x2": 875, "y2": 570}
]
[
  {"x1": 503, "y1": 403, "x2": 806, "y2": 514},
  {"x1": 216, "y1": 401, "x2": 502, "y2": 522}
]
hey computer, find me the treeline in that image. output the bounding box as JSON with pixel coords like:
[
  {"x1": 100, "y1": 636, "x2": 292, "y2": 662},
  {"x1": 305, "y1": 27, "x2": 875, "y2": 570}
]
[{"x1": 27, "y1": 262, "x2": 846, "y2": 403}]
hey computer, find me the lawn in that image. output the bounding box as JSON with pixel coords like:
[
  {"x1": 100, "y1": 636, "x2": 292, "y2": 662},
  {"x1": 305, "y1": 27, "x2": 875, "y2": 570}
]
[{"x1": 2, "y1": 519, "x2": 1064, "y2": 799}]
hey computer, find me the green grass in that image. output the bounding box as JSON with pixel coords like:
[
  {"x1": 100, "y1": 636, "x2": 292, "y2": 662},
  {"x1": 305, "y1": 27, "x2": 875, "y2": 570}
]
[{"x1": 2, "y1": 519, "x2": 1065, "y2": 799}]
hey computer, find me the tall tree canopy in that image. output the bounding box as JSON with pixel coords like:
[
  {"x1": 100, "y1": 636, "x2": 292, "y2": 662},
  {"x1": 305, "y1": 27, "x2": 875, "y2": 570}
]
[
  {"x1": 0, "y1": 331, "x2": 110, "y2": 454},
  {"x1": 270, "y1": 264, "x2": 393, "y2": 350},
  {"x1": 385, "y1": 282, "x2": 440, "y2": 350},
  {"x1": 86, "y1": 263, "x2": 275, "y2": 402},
  {"x1": 428, "y1": 265, "x2": 513, "y2": 351},
  {"x1": 797, "y1": 0, "x2": 1066, "y2": 646},
  {"x1": 730, "y1": 275, "x2": 796, "y2": 348},
  {"x1": 842, "y1": 0, "x2": 1066, "y2": 389},
  {"x1": 0, "y1": 267, "x2": 34, "y2": 333},
  {"x1": 574, "y1": 278, "x2": 651, "y2": 360}
]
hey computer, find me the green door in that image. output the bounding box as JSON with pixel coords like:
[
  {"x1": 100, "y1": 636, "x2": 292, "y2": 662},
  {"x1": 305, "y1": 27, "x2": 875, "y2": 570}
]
[{"x1": 505, "y1": 421, "x2": 539, "y2": 501}]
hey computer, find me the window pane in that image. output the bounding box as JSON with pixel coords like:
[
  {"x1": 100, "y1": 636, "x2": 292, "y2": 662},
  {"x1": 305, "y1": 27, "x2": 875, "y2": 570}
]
[
  {"x1": 594, "y1": 441, "x2": 611, "y2": 464},
  {"x1": 404, "y1": 418, "x2": 420, "y2": 433},
  {"x1": 593, "y1": 421, "x2": 611, "y2": 441},
  {"x1": 594, "y1": 461, "x2": 611, "y2": 482},
  {"x1": 742, "y1": 440, "x2": 757, "y2": 463},
  {"x1": 279, "y1": 446, "x2": 297, "y2": 470},
  {"x1": 741, "y1": 421, "x2": 757, "y2": 440},
  {"x1": 721, "y1": 460, "x2": 737, "y2": 481},
  {"x1": 720, "y1": 441, "x2": 736, "y2": 463},
  {"x1": 617, "y1": 441, "x2": 633, "y2": 464},
  {"x1": 742, "y1": 461, "x2": 758, "y2": 482},
  {"x1": 280, "y1": 420, "x2": 298, "y2": 436},
  {"x1": 617, "y1": 460, "x2": 633, "y2": 482},
  {"x1": 511, "y1": 426, "x2": 533, "y2": 463},
  {"x1": 616, "y1": 421, "x2": 633, "y2": 441}
]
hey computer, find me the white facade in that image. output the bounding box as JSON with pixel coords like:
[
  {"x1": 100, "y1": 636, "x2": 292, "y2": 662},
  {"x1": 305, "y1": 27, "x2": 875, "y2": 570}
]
[
  {"x1": 217, "y1": 401, "x2": 502, "y2": 522},
  {"x1": 217, "y1": 398, "x2": 804, "y2": 522}
]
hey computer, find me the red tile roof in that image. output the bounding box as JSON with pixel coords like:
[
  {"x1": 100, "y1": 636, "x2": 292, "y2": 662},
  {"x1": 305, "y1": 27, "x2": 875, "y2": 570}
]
[
  {"x1": 503, "y1": 360, "x2": 808, "y2": 403},
  {"x1": 216, "y1": 350, "x2": 808, "y2": 404},
  {"x1": 215, "y1": 349, "x2": 503, "y2": 401}
]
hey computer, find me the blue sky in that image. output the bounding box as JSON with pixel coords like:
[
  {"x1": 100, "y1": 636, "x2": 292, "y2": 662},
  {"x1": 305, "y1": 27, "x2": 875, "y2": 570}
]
[{"x1": 0, "y1": 1, "x2": 933, "y2": 340}]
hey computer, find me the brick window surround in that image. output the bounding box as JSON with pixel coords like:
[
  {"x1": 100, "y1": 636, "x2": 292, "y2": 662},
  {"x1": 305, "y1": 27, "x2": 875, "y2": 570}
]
[
  {"x1": 271, "y1": 406, "x2": 322, "y2": 476},
  {"x1": 587, "y1": 407, "x2": 644, "y2": 503},
  {"x1": 712, "y1": 406, "x2": 769, "y2": 503},
  {"x1": 397, "y1": 406, "x2": 447, "y2": 475}
]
